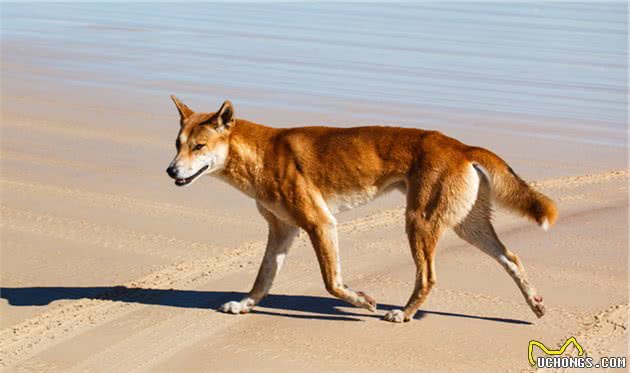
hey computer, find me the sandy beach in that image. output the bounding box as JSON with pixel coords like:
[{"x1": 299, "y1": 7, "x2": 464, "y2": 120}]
[{"x1": 1, "y1": 3, "x2": 627, "y2": 372}]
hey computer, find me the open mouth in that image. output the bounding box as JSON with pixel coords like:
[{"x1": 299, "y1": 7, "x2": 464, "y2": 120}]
[{"x1": 175, "y1": 165, "x2": 209, "y2": 186}]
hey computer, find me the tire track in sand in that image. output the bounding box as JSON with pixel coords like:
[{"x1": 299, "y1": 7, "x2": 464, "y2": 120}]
[
  {"x1": 530, "y1": 169, "x2": 628, "y2": 189},
  {"x1": 0, "y1": 179, "x2": 255, "y2": 227},
  {"x1": 2, "y1": 119, "x2": 166, "y2": 149},
  {"x1": 0, "y1": 151, "x2": 129, "y2": 178},
  {"x1": 1, "y1": 169, "x2": 626, "y2": 369},
  {"x1": 0, "y1": 206, "x2": 226, "y2": 261}
]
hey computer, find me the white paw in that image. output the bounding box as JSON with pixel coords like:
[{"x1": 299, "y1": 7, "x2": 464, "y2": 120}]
[
  {"x1": 219, "y1": 299, "x2": 253, "y2": 314},
  {"x1": 383, "y1": 309, "x2": 407, "y2": 323}
]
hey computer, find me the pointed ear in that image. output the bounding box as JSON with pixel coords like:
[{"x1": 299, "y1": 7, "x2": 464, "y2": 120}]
[
  {"x1": 170, "y1": 95, "x2": 193, "y2": 120},
  {"x1": 216, "y1": 100, "x2": 235, "y2": 130}
]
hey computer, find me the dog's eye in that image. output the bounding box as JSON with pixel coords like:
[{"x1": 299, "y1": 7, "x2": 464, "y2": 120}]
[{"x1": 194, "y1": 144, "x2": 205, "y2": 150}]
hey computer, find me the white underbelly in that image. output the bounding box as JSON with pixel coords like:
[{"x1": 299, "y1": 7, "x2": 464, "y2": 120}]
[
  {"x1": 325, "y1": 179, "x2": 405, "y2": 215},
  {"x1": 326, "y1": 189, "x2": 377, "y2": 214}
]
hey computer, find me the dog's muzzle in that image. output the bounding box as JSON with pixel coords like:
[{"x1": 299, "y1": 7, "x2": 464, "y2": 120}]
[
  {"x1": 167, "y1": 165, "x2": 209, "y2": 186},
  {"x1": 166, "y1": 166, "x2": 208, "y2": 186}
]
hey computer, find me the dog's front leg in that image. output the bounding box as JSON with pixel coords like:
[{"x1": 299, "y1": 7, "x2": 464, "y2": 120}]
[
  {"x1": 220, "y1": 204, "x2": 298, "y2": 315},
  {"x1": 307, "y1": 220, "x2": 377, "y2": 312}
]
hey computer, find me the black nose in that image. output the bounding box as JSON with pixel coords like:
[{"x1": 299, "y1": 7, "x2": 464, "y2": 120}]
[{"x1": 166, "y1": 166, "x2": 177, "y2": 178}]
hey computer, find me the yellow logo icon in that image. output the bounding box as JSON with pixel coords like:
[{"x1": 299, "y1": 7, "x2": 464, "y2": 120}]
[{"x1": 528, "y1": 337, "x2": 585, "y2": 366}]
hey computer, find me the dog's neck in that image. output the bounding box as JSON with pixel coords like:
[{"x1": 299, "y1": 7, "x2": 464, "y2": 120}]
[{"x1": 218, "y1": 119, "x2": 274, "y2": 198}]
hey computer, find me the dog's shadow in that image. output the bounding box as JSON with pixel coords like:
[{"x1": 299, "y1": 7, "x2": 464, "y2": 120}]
[{"x1": 0, "y1": 286, "x2": 531, "y2": 325}]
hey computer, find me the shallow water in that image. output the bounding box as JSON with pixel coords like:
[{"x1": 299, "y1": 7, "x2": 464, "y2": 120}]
[{"x1": 1, "y1": 3, "x2": 627, "y2": 145}]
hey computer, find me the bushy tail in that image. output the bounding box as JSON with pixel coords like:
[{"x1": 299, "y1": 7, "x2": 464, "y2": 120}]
[{"x1": 468, "y1": 147, "x2": 558, "y2": 230}]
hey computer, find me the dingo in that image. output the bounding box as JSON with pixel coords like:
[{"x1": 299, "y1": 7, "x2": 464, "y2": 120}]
[{"x1": 166, "y1": 96, "x2": 557, "y2": 322}]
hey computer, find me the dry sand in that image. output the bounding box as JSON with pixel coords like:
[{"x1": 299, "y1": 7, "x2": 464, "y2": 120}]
[
  {"x1": 1, "y1": 109, "x2": 627, "y2": 372},
  {"x1": 1, "y1": 3, "x2": 628, "y2": 372}
]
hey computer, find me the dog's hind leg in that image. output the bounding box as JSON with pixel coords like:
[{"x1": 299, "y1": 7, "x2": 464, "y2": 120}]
[
  {"x1": 453, "y1": 169, "x2": 545, "y2": 318},
  {"x1": 219, "y1": 203, "x2": 298, "y2": 314},
  {"x1": 384, "y1": 206, "x2": 442, "y2": 323},
  {"x1": 384, "y1": 163, "x2": 479, "y2": 322},
  {"x1": 384, "y1": 167, "x2": 448, "y2": 323}
]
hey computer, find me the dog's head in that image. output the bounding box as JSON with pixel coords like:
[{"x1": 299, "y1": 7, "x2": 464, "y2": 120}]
[{"x1": 166, "y1": 96, "x2": 234, "y2": 187}]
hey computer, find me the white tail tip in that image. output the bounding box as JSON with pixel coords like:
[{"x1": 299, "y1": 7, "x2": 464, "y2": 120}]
[{"x1": 541, "y1": 218, "x2": 549, "y2": 231}]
